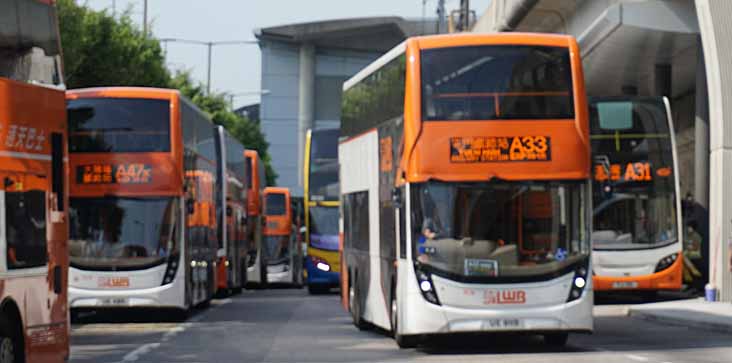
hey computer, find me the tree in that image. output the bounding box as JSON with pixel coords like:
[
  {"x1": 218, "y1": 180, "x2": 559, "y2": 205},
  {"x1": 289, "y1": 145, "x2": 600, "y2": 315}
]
[
  {"x1": 56, "y1": 0, "x2": 277, "y2": 185},
  {"x1": 57, "y1": 0, "x2": 169, "y2": 89},
  {"x1": 170, "y1": 72, "x2": 278, "y2": 185}
]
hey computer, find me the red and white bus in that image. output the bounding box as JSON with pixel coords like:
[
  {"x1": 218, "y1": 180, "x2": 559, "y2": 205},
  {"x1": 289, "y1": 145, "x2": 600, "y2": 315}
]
[{"x1": 0, "y1": 0, "x2": 70, "y2": 361}]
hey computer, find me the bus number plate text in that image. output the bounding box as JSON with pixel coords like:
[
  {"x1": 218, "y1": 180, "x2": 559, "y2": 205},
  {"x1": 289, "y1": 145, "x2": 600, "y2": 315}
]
[
  {"x1": 485, "y1": 319, "x2": 522, "y2": 329},
  {"x1": 612, "y1": 281, "x2": 639, "y2": 289},
  {"x1": 450, "y1": 136, "x2": 551, "y2": 163}
]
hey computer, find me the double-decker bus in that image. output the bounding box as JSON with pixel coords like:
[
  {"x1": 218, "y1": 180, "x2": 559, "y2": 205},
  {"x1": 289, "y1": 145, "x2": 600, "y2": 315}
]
[
  {"x1": 214, "y1": 126, "x2": 248, "y2": 295},
  {"x1": 263, "y1": 187, "x2": 302, "y2": 285},
  {"x1": 590, "y1": 97, "x2": 682, "y2": 293},
  {"x1": 304, "y1": 128, "x2": 341, "y2": 294},
  {"x1": 245, "y1": 150, "x2": 267, "y2": 287},
  {"x1": 0, "y1": 1, "x2": 70, "y2": 361},
  {"x1": 340, "y1": 33, "x2": 592, "y2": 348},
  {"x1": 67, "y1": 87, "x2": 221, "y2": 313}
]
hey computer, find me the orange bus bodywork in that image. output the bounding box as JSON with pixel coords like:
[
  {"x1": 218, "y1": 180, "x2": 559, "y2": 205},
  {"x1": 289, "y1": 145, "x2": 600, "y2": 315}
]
[
  {"x1": 0, "y1": 78, "x2": 69, "y2": 362},
  {"x1": 340, "y1": 33, "x2": 590, "y2": 312},
  {"x1": 67, "y1": 87, "x2": 220, "y2": 305},
  {"x1": 263, "y1": 187, "x2": 292, "y2": 236}
]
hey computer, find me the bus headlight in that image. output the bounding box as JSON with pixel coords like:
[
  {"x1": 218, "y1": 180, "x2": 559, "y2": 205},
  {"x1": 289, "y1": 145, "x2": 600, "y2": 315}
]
[
  {"x1": 654, "y1": 253, "x2": 679, "y2": 273},
  {"x1": 162, "y1": 254, "x2": 180, "y2": 285},
  {"x1": 310, "y1": 256, "x2": 331, "y2": 272},
  {"x1": 415, "y1": 268, "x2": 440, "y2": 305},
  {"x1": 567, "y1": 263, "x2": 589, "y2": 302}
]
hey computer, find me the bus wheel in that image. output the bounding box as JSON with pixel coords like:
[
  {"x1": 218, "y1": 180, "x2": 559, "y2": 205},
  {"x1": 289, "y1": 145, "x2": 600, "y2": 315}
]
[
  {"x1": 544, "y1": 332, "x2": 569, "y2": 347},
  {"x1": 391, "y1": 297, "x2": 418, "y2": 348},
  {"x1": 349, "y1": 283, "x2": 366, "y2": 330},
  {"x1": 0, "y1": 316, "x2": 18, "y2": 363}
]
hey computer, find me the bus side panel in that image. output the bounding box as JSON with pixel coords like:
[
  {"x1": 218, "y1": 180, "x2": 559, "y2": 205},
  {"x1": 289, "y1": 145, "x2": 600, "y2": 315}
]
[
  {"x1": 340, "y1": 130, "x2": 390, "y2": 329},
  {"x1": 0, "y1": 79, "x2": 69, "y2": 362},
  {"x1": 376, "y1": 118, "x2": 404, "y2": 321}
]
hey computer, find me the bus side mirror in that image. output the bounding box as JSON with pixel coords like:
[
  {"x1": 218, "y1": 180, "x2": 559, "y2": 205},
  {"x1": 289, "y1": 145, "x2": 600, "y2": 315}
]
[
  {"x1": 186, "y1": 199, "x2": 195, "y2": 214},
  {"x1": 392, "y1": 187, "x2": 402, "y2": 207}
]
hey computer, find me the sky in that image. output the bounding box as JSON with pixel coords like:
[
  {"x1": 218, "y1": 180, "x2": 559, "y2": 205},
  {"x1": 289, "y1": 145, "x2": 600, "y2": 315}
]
[{"x1": 86, "y1": 0, "x2": 493, "y2": 109}]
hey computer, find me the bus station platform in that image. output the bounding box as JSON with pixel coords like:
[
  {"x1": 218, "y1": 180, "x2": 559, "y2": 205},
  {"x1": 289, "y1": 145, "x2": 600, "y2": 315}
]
[{"x1": 627, "y1": 298, "x2": 732, "y2": 334}]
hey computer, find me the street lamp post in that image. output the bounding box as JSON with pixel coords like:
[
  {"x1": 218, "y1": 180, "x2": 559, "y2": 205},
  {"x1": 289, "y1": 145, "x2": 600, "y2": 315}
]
[{"x1": 159, "y1": 38, "x2": 258, "y2": 94}]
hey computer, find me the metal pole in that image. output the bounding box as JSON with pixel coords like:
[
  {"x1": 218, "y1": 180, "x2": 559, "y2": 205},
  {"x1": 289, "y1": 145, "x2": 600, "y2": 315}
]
[
  {"x1": 143, "y1": 0, "x2": 148, "y2": 36},
  {"x1": 207, "y1": 42, "x2": 213, "y2": 95}
]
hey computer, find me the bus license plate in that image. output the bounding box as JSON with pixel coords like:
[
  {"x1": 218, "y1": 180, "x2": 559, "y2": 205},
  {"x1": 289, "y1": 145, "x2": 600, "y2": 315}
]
[
  {"x1": 612, "y1": 281, "x2": 638, "y2": 289},
  {"x1": 485, "y1": 319, "x2": 522, "y2": 329},
  {"x1": 100, "y1": 298, "x2": 128, "y2": 306}
]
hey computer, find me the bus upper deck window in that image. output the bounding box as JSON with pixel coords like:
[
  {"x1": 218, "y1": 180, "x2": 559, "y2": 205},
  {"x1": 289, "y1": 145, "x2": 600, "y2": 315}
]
[{"x1": 597, "y1": 102, "x2": 633, "y2": 130}]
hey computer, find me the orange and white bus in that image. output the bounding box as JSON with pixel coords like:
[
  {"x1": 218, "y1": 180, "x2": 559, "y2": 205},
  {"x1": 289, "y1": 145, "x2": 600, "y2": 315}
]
[
  {"x1": 590, "y1": 97, "x2": 682, "y2": 293},
  {"x1": 340, "y1": 33, "x2": 592, "y2": 348},
  {"x1": 215, "y1": 126, "x2": 248, "y2": 295},
  {"x1": 67, "y1": 87, "x2": 221, "y2": 313},
  {"x1": 263, "y1": 187, "x2": 302, "y2": 285},
  {"x1": 245, "y1": 150, "x2": 267, "y2": 287},
  {"x1": 0, "y1": 0, "x2": 70, "y2": 361}
]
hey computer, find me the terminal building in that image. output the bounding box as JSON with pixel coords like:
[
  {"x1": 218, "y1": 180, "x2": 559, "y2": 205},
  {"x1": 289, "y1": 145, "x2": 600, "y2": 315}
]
[
  {"x1": 254, "y1": 17, "x2": 437, "y2": 196},
  {"x1": 473, "y1": 0, "x2": 732, "y2": 302}
]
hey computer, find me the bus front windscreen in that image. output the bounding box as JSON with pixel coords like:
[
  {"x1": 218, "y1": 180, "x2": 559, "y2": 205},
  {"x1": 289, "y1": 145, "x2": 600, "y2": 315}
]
[
  {"x1": 421, "y1": 45, "x2": 574, "y2": 121},
  {"x1": 412, "y1": 181, "x2": 588, "y2": 280},
  {"x1": 590, "y1": 98, "x2": 678, "y2": 250},
  {"x1": 69, "y1": 197, "x2": 179, "y2": 270},
  {"x1": 309, "y1": 206, "x2": 339, "y2": 251},
  {"x1": 309, "y1": 129, "x2": 339, "y2": 201},
  {"x1": 265, "y1": 193, "x2": 286, "y2": 216},
  {"x1": 68, "y1": 98, "x2": 171, "y2": 153}
]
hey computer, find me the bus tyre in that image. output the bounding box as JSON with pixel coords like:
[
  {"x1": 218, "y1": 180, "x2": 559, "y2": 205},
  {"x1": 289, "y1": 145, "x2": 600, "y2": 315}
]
[
  {"x1": 392, "y1": 297, "x2": 418, "y2": 348},
  {"x1": 0, "y1": 316, "x2": 19, "y2": 363},
  {"x1": 544, "y1": 332, "x2": 569, "y2": 347},
  {"x1": 349, "y1": 283, "x2": 366, "y2": 330}
]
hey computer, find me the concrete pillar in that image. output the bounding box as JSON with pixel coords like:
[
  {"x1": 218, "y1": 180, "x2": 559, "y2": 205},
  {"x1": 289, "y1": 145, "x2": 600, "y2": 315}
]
[
  {"x1": 297, "y1": 43, "x2": 315, "y2": 187},
  {"x1": 695, "y1": 0, "x2": 732, "y2": 302},
  {"x1": 695, "y1": 42, "x2": 710, "y2": 210}
]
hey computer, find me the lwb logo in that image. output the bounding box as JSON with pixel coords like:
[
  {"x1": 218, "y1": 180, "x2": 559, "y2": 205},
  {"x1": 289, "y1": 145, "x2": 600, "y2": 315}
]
[{"x1": 484, "y1": 289, "x2": 527, "y2": 305}]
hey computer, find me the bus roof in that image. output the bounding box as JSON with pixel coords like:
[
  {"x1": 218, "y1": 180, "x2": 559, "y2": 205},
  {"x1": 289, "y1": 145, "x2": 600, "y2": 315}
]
[
  {"x1": 67, "y1": 87, "x2": 179, "y2": 100},
  {"x1": 264, "y1": 186, "x2": 289, "y2": 196},
  {"x1": 344, "y1": 33, "x2": 577, "y2": 91}
]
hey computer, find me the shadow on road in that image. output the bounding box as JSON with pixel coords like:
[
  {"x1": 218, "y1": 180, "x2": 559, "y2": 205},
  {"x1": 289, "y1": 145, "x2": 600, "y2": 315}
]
[{"x1": 418, "y1": 333, "x2": 588, "y2": 355}]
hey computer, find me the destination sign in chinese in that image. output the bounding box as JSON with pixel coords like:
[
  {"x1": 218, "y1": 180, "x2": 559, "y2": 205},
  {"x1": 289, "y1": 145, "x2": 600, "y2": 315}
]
[
  {"x1": 594, "y1": 162, "x2": 671, "y2": 182},
  {"x1": 77, "y1": 163, "x2": 152, "y2": 184},
  {"x1": 450, "y1": 136, "x2": 551, "y2": 163}
]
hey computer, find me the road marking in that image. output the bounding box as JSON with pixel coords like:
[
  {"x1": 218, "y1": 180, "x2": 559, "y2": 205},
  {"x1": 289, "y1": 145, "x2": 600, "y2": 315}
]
[
  {"x1": 625, "y1": 354, "x2": 650, "y2": 362},
  {"x1": 121, "y1": 343, "x2": 160, "y2": 362},
  {"x1": 114, "y1": 298, "x2": 233, "y2": 362}
]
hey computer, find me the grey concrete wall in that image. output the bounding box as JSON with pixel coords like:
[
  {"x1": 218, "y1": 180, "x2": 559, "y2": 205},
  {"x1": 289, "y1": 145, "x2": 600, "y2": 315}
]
[
  {"x1": 259, "y1": 40, "x2": 380, "y2": 196},
  {"x1": 260, "y1": 40, "x2": 301, "y2": 193}
]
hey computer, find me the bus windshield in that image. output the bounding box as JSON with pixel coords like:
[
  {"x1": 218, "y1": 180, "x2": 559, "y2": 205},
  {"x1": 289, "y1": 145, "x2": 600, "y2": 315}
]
[
  {"x1": 309, "y1": 206, "x2": 339, "y2": 251},
  {"x1": 68, "y1": 98, "x2": 171, "y2": 153},
  {"x1": 69, "y1": 197, "x2": 179, "y2": 270},
  {"x1": 265, "y1": 193, "x2": 286, "y2": 215},
  {"x1": 421, "y1": 45, "x2": 574, "y2": 121},
  {"x1": 309, "y1": 129, "x2": 339, "y2": 201},
  {"x1": 590, "y1": 98, "x2": 677, "y2": 250},
  {"x1": 411, "y1": 181, "x2": 588, "y2": 280}
]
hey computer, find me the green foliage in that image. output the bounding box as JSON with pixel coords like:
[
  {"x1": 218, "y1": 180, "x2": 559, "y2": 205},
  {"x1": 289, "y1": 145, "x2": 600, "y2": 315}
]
[
  {"x1": 170, "y1": 72, "x2": 278, "y2": 185},
  {"x1": 57, "y1": 0, "x2": 169, "y2": 89},
  {"x1": 57, "y1": 0, "x2": 277, "y2": 185}
]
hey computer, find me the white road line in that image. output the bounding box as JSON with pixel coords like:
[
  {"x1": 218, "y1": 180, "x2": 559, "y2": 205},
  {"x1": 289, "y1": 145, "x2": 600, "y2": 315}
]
[
  {"x1": 625, "y1": 354, "x2": 650, "y2": 362},
  {"x1": 115, "y1": 298, "x2": 233, "y2": 362},
  {"x1": 120, "y1": 343, "x2": 160, "y2": 362}
]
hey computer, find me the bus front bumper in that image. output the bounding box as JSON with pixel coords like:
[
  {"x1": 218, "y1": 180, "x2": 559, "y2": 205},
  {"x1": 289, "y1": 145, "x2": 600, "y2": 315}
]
[
  {"x1": 69, "y1": 280, "x2": 185, "y2": 310},
  {"x1": 305, "y1": 258, "x2": 340, "y2": 286}
]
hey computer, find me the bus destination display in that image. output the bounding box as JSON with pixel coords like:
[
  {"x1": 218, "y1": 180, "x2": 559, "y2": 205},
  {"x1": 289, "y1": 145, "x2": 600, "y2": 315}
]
[
  {"x1": 450, "y1": 136, "x2": 551, "y2": 163},
  {"x1": 76, "y1": 163, "x2": 153, "y2": 184}
]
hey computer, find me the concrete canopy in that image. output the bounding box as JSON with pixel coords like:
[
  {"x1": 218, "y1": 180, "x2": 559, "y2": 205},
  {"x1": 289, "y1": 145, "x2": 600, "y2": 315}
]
[{"x1": 254, "y1": 17, "x2": 436, "y2": 52}]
